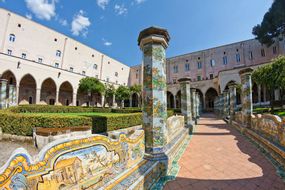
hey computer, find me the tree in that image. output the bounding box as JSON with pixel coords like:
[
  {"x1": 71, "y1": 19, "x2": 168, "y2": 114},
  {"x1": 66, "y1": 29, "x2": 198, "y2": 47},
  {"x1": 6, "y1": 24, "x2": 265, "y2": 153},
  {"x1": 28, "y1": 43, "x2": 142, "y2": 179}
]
[
  {"x1": 115, "y1": 85, "x2": 130, "y2": 108},
  {"x1": 105, "y1": 84, "x2": 116, "y2": 106},
  {"x1": 252, "y1": 56, "x2": 285, "y2": 113},
  {"x1": 130, "y1": 84, "x2": 142, "y2": 94},
  {"x1": 252, "y1": 0, "x2": 285, "y2": 46},
  {"x1": 78, "y1": 77, "x2": 105, "y2": 106}
]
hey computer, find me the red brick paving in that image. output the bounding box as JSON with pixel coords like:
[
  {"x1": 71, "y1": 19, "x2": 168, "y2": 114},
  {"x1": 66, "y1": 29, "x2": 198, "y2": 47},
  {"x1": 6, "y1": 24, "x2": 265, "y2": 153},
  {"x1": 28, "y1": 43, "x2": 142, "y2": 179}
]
[{"x1": 165, "y1": 114, "x2": 285, "y2": 190}]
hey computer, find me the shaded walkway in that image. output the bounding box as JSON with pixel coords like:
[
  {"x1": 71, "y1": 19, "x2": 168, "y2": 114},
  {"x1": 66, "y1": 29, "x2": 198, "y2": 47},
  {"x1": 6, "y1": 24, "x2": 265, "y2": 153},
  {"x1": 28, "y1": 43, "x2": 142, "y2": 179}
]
[{"x1": 165, "y1": 113, "x2": 285, "y2": 190}]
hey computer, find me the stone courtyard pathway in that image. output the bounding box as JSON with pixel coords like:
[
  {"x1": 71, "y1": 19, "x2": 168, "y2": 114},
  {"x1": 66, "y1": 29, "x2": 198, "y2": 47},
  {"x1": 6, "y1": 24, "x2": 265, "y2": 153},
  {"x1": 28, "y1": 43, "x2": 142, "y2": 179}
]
[{"x1": 164, "y1": 113, "x2": 285, "y2": 190}]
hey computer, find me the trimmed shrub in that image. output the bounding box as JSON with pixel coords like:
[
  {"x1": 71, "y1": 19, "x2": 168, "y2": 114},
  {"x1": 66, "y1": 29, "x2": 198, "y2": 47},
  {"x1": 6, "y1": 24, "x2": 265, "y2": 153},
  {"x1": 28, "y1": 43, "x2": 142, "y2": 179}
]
[
  {"x1": 0, "y1": 107, "x2": 175, "y2": 136},
  {"x1": 92, "y1": 113, "x2": 142, "y2": 133},
  {"x1": 8, "y1": 105, "x2": 112, "y2": 113},
  {"x1": 0, "y1": 111, "x2": 91, "y2": 136},
  {"x1": 8, "y1": 105, "x2": 143, "y2": 114}
]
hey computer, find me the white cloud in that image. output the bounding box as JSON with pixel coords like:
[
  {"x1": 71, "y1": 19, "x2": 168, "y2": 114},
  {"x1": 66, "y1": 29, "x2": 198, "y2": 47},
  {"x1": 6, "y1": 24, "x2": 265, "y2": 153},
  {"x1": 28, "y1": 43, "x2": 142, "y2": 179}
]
[
  {"x1": 102, "y1": 38, "x2": 112, "y2": 46},
  {"x1": 25, "y1": 0, "x2": 57, "y2": 20},
  {"x1": 97, "y1": 0, "x2": 109, "y2": 10},
  {"x1": 71, "y1": 10, "x2": 91, "y2": 37},
  {"x1": 1, "y1": 0, "x2": 6, "y2": 3},
  {"x1": 135, "y1": 0, "x2": 146, "y2": 4},
  {"x1": 25, "y1": 13, "x2": 33, "y2": 20},
  {"x1": 59, "y1": 18, "x2": 68, "y2": 26},
  {"x1": 114, "y1": 4, "x2": 127, "y2": 15}
]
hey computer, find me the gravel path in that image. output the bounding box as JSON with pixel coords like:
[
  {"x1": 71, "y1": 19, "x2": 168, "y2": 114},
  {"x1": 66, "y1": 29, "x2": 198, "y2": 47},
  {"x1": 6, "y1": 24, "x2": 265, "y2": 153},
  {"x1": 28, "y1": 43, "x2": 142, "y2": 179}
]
[{"x1": 0, "y1": 140, "x2": 39, "y2": 167}]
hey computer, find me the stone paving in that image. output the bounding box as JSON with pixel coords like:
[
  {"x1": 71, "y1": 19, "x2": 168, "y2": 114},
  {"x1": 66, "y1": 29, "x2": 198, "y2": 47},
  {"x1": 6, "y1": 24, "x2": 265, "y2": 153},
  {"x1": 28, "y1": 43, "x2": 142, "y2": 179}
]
[{"x1": 165, "y1": 114, "x2": 285, "y2": 190}]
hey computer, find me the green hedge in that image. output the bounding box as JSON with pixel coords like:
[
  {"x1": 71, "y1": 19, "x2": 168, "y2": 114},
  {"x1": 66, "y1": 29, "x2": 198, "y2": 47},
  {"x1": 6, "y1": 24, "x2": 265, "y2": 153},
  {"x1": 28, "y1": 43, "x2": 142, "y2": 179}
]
[
  {"x1": 92, "y1": 113, "x2": 142, "y2": 133},
  {"x1": 0, "y1": 108, "x2": 175, "y2": 136},
  {"x1": 8, "y1": 105, "x2": 142, "y2": 114},
  {"x1": 0, "y1": 111, "x2": 91, "y2": 136}
]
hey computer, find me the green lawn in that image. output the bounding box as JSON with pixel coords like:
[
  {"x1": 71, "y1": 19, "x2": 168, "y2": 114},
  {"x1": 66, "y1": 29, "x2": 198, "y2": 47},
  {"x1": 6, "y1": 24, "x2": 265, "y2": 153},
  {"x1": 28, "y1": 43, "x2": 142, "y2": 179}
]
[{"x1": 253, "y1": 107, "x2": 285, "y2": 117}]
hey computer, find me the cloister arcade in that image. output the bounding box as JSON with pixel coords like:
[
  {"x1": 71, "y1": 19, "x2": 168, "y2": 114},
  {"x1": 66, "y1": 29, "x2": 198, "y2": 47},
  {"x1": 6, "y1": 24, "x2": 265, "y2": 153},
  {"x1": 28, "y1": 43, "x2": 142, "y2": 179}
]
[{"x1": 0, "y1": 69, "x2": 281, "y2": 110}]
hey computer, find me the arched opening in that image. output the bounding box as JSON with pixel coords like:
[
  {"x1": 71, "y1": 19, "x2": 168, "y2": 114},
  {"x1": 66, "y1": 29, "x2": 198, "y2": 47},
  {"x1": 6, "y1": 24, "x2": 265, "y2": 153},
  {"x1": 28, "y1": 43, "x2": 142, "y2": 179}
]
[
  {"x1": 132, "y1": 93, "x2": 139, "y2": 107},
  {"x1": 1, "y1": 70, "x2": 17, "y2": 100},
  {"x1": 19, "y1": 74, "x2": 36, "y2": 104},
  {"x1": 252, "y1": 83, "x2": 258, "y2": 104},
  {"x1": 167, "y1": 91, "x2": 175, "y2": 108},
  {"x1": 176, "y1": 91, "x2": 181, "y2": 109},
  {"x1": 124, "y1": 99, "x2": 130, "y2": 107},
  {"x1": 205, "y1": 88, "x2": 218, "y2": 112},
  {"x1": 41, "y1": 78, "x2": 56, "y2": 105},
  {"x1": 224, "y1": 80, "x2": 241, "y2": 106},
  {"x1": 59, "y1": 81, "x2": 73, "y2": 106}
]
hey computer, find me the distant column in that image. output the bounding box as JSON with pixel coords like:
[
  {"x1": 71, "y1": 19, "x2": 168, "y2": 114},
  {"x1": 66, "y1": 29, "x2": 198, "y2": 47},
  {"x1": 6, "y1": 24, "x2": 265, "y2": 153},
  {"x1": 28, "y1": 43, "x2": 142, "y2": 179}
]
[
  {"x1": 138, "y1": 26, "x2": 170, "y2": 159},
  {"x1": 239, "y1": 68, "x2": 253, "y2": 128},
  {"x1": 16, "y1": 85, "x2": 20, "y2": 105},
  {"x1": 222, "y1": 90, "x2": 228, "y2": 118},
  {"x1": 36, "y1": 88, "x2": 41, "y2": 104},
  {"x1": 55, "y1": 90, "x2": 59, "y2": 105},
  {"x1": 196, "y1": 92, "x2": 200, "y2": 119},
  {"x1": 191, "y1": 88, "x2": 197, "y2": 124},
  {"x1": 8, "y1": 84, "x2": 16, "y2": 106},
  {"x1": 101, "y1": 95, "x2": 105, "y2": 107},
  {"x1": 130, "y1": 94, "x2": 133, "y2": 107},
  {"x1": 173, "y1": 95, "x2": 177, "y2": 109},
  {"x1": 0, "y1": 79, "x2": 7, "y2": 109},
  {"x1": 229, "y1": 82, "x2": 237, "y2": 124},
  {"x1": 112, "y1": 94, "x2": 116, "y2": 108},
  {"x1": 178, "y1": 78, "x2": 192, "y2": 127},
  {"x1": 73, "y1": 90, "x2": 77, "y2": 106}
]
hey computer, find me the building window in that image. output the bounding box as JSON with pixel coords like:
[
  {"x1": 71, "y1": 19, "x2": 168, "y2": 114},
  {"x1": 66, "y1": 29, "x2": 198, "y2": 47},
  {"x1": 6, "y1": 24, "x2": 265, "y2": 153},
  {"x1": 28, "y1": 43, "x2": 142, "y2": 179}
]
[
  {"x1": 223, "y1": 56, "x2": 228, "y2": 65},
  {"x1": 197, "y1": 76, "x2": 202, "y2": 81},
  {"x1": 95, "y1": 75, "x2": 98, "y2": 79},
  {"x1": 210, "y1": 74, "x2": 214, "y2": 79},
  {"x1": 56, "y1": 50, "x2": 61, "y2": 57},
  {"x1": 197, "y1": 62, "x2": 202, "y2": 69},
  {"x1": 249, "y1": 51, "x2": 253, "y2": 60},
  {"x1": 115, "y1": 72, "x2": 118, "y2": 77},
  {"x1": 261, "y1": 49, "x2": 265, "y2": 57},
  {"x1": 69, "y1": 67, "x2": 74, "y2": 72},
  {"x1": 93, "y1": 64, "x2": 98, "y2": 70},
  {"x1": 7, "y1": 49, "x2": 12, "y2": 55},
  {"x1": 38, "y1": 58, "x2": 43, "y2": 63},
  {"x1": 106, "y1": 77, "x2": 109, "y2": 82},
  {"x1": 210, "y1": 59, "x2": 215, "y2": 67},
  {"x1": 236, "y1": 53, "x2": 241, "y2": 62},
  {"x1": 173, "y1": 65, "x2": 178, "y2": 73},
  {"x1": 82, "y1": 71, "x2": 86, "y2": 75},
  {"x1": 18, "y1": 24, "x2": 21, "y2": 28},
  {"x1": 185, "y1": 63, "x2": 190, "y2": 71},
  {"x1": 9, "y1": 34, "x2": 15, "y2": 42},
  {"x1": 21, "y1": 53, "x2": 27, "y2": 59},
  {"x1": 55, "y1": 63, "x2": 59, "y2": 68},
  {"x1": 116, "y1": 81, "x2": 118, "y2": 84},
  {"x1": 136, "y1": 73, "x2": 138, "y2": 79},
  {"x1": 273, "y1": 46, "x2": 277, "y2": 54}
]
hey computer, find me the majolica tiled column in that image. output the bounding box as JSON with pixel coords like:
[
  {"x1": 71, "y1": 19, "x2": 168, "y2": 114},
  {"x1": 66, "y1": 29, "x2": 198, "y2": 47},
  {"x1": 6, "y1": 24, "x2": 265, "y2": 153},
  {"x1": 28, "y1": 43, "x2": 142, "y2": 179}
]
[
  {"x1": 223, "y1": 90, "x2": 229, "y2": 118},
  {"x1": 138, "y1": 26, "x2": 170, "y2": 159},
  {"x1": 191, "y1": 88, "x2": 197, "y2": 124},
  {"x1": 0, "y1": 79, "x2": 7, "y2": 109},
  {"x1": 196, "y1": 92, "x2": 200, "y2": 119},
  {"x1": 239, "y1": 68, "x2": 253, "y2": 128},
  {"x1": 228, "y1": 82, "x2": 237, "y2": 124},
  {"x1": 8, "y1": 84, "x2": 16, "y2": 106},
  {"x1": 178, "y1": 78, "x2": 192, "y2": 127}
]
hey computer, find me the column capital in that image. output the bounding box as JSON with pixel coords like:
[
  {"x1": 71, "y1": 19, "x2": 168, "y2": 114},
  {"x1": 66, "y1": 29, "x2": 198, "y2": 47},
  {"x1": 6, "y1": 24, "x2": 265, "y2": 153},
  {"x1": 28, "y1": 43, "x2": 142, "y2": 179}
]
[
  {"x1": 178, "y1": 77, "x2": 191, "y2": 84},
  {"x1": 138, "y1": 26, "x2": 170, "y2": 49},
  {"x1": 228, "y1": 81, "x2": 238, "y2": 89},
  {"x1": 239, "y1": 68, "x2": 253, "y2": 77}
]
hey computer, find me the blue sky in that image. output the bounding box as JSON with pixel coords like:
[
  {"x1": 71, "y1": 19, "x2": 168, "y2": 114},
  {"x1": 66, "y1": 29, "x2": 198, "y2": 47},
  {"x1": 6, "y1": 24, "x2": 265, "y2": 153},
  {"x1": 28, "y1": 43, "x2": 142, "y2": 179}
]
[{"x1": 0, "y1": 0, "x2": 272, "y2": 66}]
